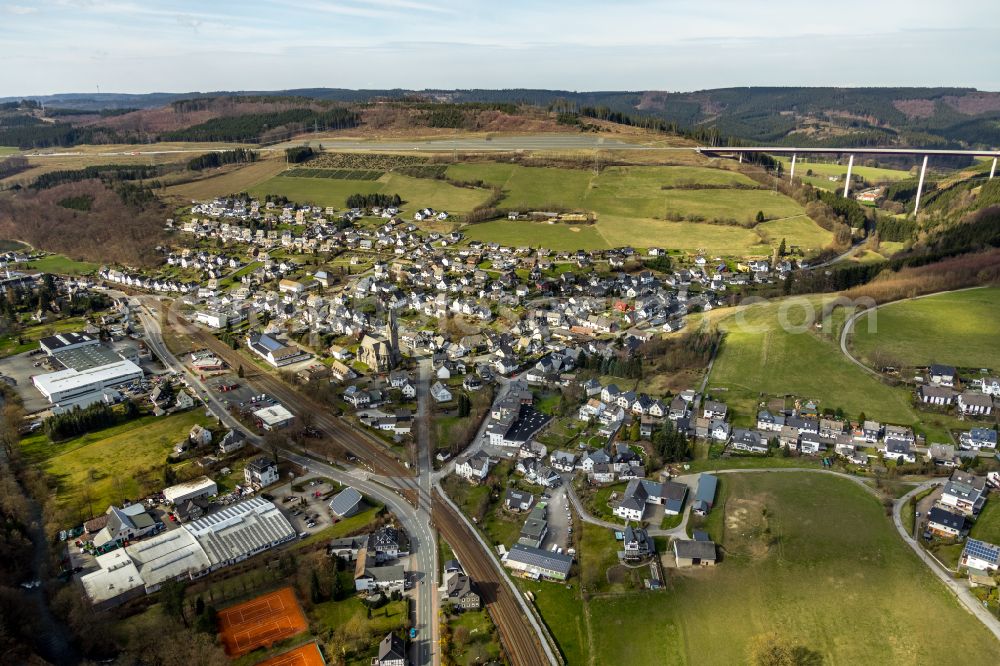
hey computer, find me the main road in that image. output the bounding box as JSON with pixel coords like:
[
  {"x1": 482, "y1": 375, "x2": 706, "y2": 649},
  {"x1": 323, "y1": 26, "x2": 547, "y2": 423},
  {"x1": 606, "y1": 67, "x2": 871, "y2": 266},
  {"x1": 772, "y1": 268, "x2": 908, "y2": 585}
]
[{"x1": 133, "y1": 298, "x2": 440, "y2": 666}]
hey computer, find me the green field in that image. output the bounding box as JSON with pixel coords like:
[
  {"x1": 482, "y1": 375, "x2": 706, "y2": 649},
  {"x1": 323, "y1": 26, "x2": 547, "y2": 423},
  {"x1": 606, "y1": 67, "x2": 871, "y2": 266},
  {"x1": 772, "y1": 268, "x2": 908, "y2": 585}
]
[
  {"x1": 25, "y1": 254, "x2": 100, "y2": 275},
  {"x1": 0, "y1": 147, "x2": 18, "y2": 156},
  {"x1": 457, "y1": 162, "x2": 829, "y2": 254},
  {"x1": 535, "y1": 473, "x2": 1000, "y2": 665},
  {"x1": 464, "y1": 220, "x2": 609, "y2": 250},
  {"x1": 0, "y1": 316, "x2": 89, "y2": 357},
  {"x1": 20, "y1": 410, "x2": 214, "y2": 516},
  {"x1": 969, "y1": 498, "x2": 1000, "y2": 545},
  {"x1": 779, "y1": 157, "x2": 914, "y2": 184},
  {"x1": 250, "y1": 171, "x2": 491, "y2": 214},
  {"x1": 707, "y1": 296, "x2": 921, "y2": 426},
  {"x1": 851, "y1": 287, "x2": 1000, "y2": 369}
]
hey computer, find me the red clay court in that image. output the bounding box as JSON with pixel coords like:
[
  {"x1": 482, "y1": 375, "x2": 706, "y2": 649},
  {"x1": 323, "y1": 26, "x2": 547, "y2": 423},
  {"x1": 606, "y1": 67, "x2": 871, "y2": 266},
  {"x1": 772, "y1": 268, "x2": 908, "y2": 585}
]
[
  {"x1": 217, "y1": 587, "x2": 308, "y2": 657},
  {"x1": 255, "y1": 642, "x2": 325, "y2": 666}
]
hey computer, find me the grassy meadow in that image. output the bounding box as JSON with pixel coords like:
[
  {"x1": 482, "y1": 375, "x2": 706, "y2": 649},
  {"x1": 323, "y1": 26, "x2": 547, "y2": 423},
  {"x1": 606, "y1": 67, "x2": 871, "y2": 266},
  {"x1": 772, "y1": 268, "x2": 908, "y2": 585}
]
[
  {"x1": 236, "y1": 158, "x2": 832, "y2": 256},
  {"x1": 20, "y1": 410, "x2": 215, "y2": 517},
  {"x1": 850, "y1": 287, "x2": 1000, "y2": 369},
  {"x1": 530, "y1": 473, "x2": 1000, "y2": 666},
  {"x1": 706, "y1": 296, "x2": 921, "y2": 426},
  {"x1": 248, "y1": 170, "x2": 491, "y2": 213},
  {"x1": 24, "y1": 254, "x2": 100, "y2": 275}
]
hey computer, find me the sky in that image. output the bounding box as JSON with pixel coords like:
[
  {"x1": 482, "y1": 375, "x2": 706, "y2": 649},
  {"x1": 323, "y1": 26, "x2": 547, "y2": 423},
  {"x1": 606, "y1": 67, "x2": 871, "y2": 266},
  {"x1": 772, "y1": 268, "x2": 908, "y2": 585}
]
[{"x1": 2, "y1": 0, "x2": 999, "y2": 96}]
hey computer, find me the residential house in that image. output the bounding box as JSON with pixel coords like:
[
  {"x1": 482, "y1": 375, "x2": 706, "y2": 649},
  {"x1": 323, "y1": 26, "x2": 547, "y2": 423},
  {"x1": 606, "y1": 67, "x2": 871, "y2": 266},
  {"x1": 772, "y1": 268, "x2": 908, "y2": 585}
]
[
  {"x1": 958, "y1": 392, "x2": 994, "y2": 416},
  {"x1": 445, "y1": 572, "x2": 481, "y2": 611},
  {"x1": 961, "y1": 539, "x2": 1000, "y2": 573},
  {"x1": 927, "y1": 507, "x2": 968, "y2": 538},
  {"x1": 504, "y1": 488, "x2": 534, "y2": 512},
  {"x1": 622, "y1": 525, "x2": 653, "y2": 561},
  {"x1": 960, "y1": 428, "x2": 997, "y2": 451},
  {"x1": 455, "y1": 451, "x2": 493, "y2": 484},
  {"x1": 430, "y1": 381, "x2": 453, "y2": 403},
  {"x1": 730, "y1": 429, "x2": 768, "y2": 454},
  {"x1": 244, "y1": 457, "x2": 278, "y2": 487},
  {"x1": 939, "y1": 471, "x2": 988, "y2": 516},
  {"x1": 929, "y1": 364, "x2": 957, "y2": 387},
  {"x1": 373, "y1": 633, "x2": 406, "y2": 666}
]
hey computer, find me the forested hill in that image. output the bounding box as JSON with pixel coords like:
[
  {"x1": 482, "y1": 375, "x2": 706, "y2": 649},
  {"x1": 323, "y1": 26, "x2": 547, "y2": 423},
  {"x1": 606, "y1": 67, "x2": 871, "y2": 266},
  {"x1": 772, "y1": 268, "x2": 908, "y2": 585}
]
[{"x1": 3, "y1": 87, "x2": 1000, "y2": 148}]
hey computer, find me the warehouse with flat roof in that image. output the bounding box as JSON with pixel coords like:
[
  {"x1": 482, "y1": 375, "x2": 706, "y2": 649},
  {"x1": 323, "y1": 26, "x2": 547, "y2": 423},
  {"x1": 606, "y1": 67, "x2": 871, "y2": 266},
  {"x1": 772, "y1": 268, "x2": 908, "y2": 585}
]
[
  {"x1": 163, "y1": 476, "x2": 218, "y2": 505},
  {"x1": 125, "y1": 527, "x2": 212, "y2": 593},
  {"x1": 32, "y1": 359, "x2": 143, "y2": 405},
  {"x1": 39, "y1": 332, "x2": 99, "y2": 356},
  {"x1": 185, "y1": 496, "x2": 296, "y2": 570},
  {"x1": 80, "y1": 549, "x2": 145, "y2": 610}
]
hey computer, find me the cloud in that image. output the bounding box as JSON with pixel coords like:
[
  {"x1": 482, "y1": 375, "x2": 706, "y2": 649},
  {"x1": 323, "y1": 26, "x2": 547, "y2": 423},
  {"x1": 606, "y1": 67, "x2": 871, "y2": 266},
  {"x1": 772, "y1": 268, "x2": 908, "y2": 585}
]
[{"x1": 4, "y1": 4, "x2": 38, "y2": 14}]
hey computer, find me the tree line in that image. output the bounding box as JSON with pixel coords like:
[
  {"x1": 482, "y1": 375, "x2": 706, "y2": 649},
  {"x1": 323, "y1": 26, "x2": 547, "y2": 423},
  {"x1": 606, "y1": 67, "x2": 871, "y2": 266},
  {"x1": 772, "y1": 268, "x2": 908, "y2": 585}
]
[
  {"x1": 346, "y1": 192, "x2": 402, "y2": 209},
  {"x1": 187, "y1": 148, "x2": 259, "y2": 171},
  {"x1": 44, "y1": 400, "x2": 140, "y2": 441},
  {"x1": 163, "y1": 107, "x2": 360, "y2": 143},
  {"x1": 285, "y1": 146, "x2": 315, "y2": 163}
]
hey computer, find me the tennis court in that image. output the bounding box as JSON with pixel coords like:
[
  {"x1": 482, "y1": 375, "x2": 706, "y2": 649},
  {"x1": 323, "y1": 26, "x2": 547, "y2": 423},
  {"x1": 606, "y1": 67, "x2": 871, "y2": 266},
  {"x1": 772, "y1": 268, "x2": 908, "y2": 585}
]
[
  {"x1": 217, "y1": 587, "x2": 308, "y2": 656},
  {"x1": 256, "y1": 642, "x2": 325, "y2": 666}
]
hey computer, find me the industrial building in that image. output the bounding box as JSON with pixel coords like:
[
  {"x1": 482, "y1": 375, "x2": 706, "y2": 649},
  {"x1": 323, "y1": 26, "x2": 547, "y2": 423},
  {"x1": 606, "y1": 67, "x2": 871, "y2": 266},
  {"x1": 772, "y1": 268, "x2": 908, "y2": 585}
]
[
  {"x1": 163, "y1": 476, "x2": 218, "y2": 505},
  {"x1": 183, "y1": 496, "x2": 296, "y2": 570},
  {"x1": 32, "y1": 359, "x2": 143, "y2": 408},
  {"x1": 39, "y1": 332, "x2": 100, "y2": 356}
]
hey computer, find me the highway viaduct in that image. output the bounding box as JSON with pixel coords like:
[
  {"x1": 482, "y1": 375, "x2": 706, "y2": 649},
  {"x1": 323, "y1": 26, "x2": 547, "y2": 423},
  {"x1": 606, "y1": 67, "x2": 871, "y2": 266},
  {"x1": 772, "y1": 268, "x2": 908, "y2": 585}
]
[{"x1": 698, "y1": 145, "x2": 1000, "y2": 215}]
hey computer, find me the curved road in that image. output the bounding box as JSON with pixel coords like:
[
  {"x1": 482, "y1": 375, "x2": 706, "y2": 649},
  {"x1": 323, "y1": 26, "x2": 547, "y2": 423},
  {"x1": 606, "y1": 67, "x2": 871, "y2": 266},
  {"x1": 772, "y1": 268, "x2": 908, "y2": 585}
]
[
  {"x1": 133, "y1": 300, "x2": 441, "y2": 666},
  {"x1": 569, "y1": 466, "x2": 1000, "y2": 639},
  {"x1": 838, "y1": 286, "x2": 988, "y2": 376}
]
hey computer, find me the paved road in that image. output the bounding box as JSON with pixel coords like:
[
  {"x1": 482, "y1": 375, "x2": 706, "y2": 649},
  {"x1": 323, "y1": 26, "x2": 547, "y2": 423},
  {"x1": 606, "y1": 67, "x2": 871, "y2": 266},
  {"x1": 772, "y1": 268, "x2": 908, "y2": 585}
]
[
  {"x1": 838, "y1": 286, "x2": 988, "y2": 377},
  {"x1": 894, "y1": 481, "x2": 1000, "y2": 640},
  {"x1": 27, "y1": 133, "x2": 692, "y2": 159},
  {"x1": 135, "y1": 299, "x2": 440, "y2": 665}
]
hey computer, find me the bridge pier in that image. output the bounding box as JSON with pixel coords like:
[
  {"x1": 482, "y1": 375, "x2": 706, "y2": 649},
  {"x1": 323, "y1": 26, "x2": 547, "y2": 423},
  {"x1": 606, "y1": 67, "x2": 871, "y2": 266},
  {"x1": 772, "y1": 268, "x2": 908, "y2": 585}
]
[
  {"x1": 913, "y1": 155, "x2": 929, "y2": 216},
  {"x1": 991, "y1": 157, "x2": 997, "y2": 180},
  {"x1": 738, "y1": 152, "x2": 743, "y2": 163},
  {"x1": 843, "y1": 154, "x2": 854, "y2": 198},
  {"x1": 790, "y1": 153, "x2": 796, "y2": 181}
]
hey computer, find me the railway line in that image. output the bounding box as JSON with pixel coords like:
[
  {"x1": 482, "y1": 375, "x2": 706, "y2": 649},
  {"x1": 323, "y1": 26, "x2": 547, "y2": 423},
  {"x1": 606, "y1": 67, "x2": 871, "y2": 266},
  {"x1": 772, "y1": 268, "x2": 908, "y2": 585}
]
[
  {"x1": 176, "y1": 315, "x2": 415, "y2": 481},
  {"x1": 432, "y1": 493, "x2": 556, "y2": 666},
  {"x1": 148, "y1": 297, "x2": 549, "y2": 664}
]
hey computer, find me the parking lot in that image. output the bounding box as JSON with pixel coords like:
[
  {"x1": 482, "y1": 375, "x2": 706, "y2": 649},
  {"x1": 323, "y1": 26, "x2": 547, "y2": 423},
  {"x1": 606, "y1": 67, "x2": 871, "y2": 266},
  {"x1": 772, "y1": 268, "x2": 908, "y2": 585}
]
[
  {"x1": 270, "y1": 478, "x2": 339, "y2": 537},
  {"x1": 540, "y1": 483, "x2": 573, "y2": 552},
  {"x1": 0, "y1": 350, "x2": 57, "y2": 414}
]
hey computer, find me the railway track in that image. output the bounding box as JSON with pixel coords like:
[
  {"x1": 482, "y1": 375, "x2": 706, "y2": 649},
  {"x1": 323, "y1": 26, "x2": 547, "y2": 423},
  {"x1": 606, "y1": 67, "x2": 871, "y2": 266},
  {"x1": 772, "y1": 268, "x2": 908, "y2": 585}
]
[
  {"x1": 432, "y1": 493, "x2": 553, "y2": 666},
  {"x1": 175, "y1": 315, "x2": 415, "y2": 481}
]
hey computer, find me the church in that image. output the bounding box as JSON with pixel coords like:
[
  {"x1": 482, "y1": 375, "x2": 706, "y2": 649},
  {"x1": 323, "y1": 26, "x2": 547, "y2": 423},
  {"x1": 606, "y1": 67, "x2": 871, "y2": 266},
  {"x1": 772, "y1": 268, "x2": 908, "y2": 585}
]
[{"x1": 358, "y1": 310, "x2": 400, "y2": 373}]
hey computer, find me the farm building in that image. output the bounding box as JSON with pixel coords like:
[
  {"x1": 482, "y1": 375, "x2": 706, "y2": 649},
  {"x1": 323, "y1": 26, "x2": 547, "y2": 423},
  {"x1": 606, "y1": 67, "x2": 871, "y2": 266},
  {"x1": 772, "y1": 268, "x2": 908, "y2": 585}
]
[
  {"x1": 673, "y1": 539, "x2": 717, "y2": 567},
  {"x1": 693, "y1": 474, "x2": 718, "y2": 516}
]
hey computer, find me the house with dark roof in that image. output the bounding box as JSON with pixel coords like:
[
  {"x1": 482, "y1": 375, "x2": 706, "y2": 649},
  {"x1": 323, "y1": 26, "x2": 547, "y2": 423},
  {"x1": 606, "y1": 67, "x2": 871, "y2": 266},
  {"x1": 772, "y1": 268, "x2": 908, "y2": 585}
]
[
  {"x1": 623, "y1": 525, "x2": 653, "y2": 561},
  {"x1": 673, "y1": 539, "x2": 717, "y2": 567},
  {"x1": 927, "y1": 507, "x2": 968, "y2": 538},
  {"x1": 374, "y1": 632, "x2": 407, "y2": 666},
  {"x1": 445, "y1": 572, "x2": 481, "y2": 610}
]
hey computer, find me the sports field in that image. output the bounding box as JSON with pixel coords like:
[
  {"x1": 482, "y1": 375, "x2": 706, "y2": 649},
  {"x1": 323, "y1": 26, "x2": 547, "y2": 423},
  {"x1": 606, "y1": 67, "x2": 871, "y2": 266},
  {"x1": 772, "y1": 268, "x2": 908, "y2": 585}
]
[
  {"x1": 531, "y1": 473, "x2": 1000, "y2": 666},
  {"x1": 850, "y1": 287, "x2": 1000, "y2": 369},
  {"x1": 24, "y1": 254, "x2": 100, "y2": 275},
  {"x1": 256, "y1": 642, "x2": 325, "y2": 666},
  {"x1": 217, "y1": 587, "x2": 308, "y2": 656}
]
